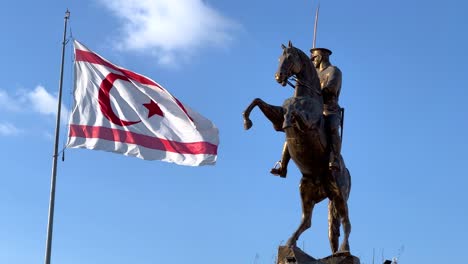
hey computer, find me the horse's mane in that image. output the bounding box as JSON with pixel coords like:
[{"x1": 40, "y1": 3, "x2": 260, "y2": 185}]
[
  {"x1": 292, "y1": 46, "x2": 315, "y2": 74},
  {"x1": 280, "y1": 42, "x2": 321, "y2": 95}
]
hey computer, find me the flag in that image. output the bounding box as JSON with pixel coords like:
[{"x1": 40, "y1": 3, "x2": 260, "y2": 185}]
[{"x1": 67, "y1": 40, "x2": 219, "y2": 166}]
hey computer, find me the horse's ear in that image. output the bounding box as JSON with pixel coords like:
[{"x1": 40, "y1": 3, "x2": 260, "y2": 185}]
[
  {"x1": 281, "y1": 44, "x2": 286, "y2": 50},
  {"x1": 288, "y1": 40, "x2": 293, "y2": 48}
]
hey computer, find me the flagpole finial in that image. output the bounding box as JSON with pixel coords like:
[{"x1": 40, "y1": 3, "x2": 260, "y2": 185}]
[{"x1": 65, "y1": 9, "x2": 70, "y2": 19}]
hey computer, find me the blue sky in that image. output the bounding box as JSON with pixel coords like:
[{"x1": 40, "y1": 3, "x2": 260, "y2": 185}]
[{"x1": 1, "y1": 0, "x2": 467, "y2": 263}]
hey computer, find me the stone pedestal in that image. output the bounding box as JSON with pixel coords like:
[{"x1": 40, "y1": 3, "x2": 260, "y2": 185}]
[
  {"x1": 276, "y1": 246, "x2": 360, "y2": 264},
  {"x1": 320, "y1": 252, "x2": 360, "y2": 264}
]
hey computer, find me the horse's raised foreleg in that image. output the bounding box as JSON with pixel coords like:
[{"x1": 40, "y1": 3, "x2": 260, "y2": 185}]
[
  {"x1": 243, "y1": 98, "x2": 284, "y2": 131},
  {"x1": 286, "y1": 178, "x2": 316, "y2": 247}
]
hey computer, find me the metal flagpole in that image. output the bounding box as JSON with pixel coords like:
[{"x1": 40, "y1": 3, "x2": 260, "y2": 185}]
[{"x1": 44, "y1": 9, "x2": 70, "y2": 264}]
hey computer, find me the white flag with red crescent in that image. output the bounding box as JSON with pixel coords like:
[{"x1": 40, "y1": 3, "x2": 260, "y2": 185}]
[{"x1": 67, "y1": 40, "x2": 219, "y2": 166}]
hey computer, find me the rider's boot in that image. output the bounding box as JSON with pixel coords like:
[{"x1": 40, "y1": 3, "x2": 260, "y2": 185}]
[
  {"x1": 270, "y1": 162, "x2": 287, "y2": 178},
  {"x1": 328, "y1": 128, "x2": 342, "y2": 171},
  {"x1": 270, "y1": 142, "x2": 290, "y2": 178},
  {"x1": 328, "y1": 132, "x2": 342, "y2": 195}
]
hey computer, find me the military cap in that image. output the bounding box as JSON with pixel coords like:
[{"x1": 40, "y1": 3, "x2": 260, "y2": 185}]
[{"x1": 310, "y1": 48, "x2": 332, "y2": 56}]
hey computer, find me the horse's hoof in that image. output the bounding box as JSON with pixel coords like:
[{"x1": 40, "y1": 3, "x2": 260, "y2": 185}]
[
  {"x1": 338, "y1": 244, "x2": 350, "y2": 253},
  {"x1": 244, "y1": 119, "x2": 253, "y2": 130}
]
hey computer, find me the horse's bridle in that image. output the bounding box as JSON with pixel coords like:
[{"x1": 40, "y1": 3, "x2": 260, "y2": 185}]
[
  {"x1": 283, "y1": 49, "x2": 322, "y2": 96},
  {"x1": 280, "y1": 49, "x2": 297, "y2": 80},
  {"x1": 291, "y1": 77, "x2": 322, "y2": 96}
]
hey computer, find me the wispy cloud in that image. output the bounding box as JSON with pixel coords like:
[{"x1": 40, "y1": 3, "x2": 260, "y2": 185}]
[
  {"x1": 26, "y1": 86, "x2": 69, "y2": 120},
  {"x1": 0, "y1": 90, "x2": 22, "y2": 112},
  {"x1": 0, "y1": 122, "x2": 22, "y2": 136},
  {"x1": 27, "y1": 86, "x2": 58, "y2": 115},
  {"x1": 0, "y1": 86, "x2": 69, "y2": 122},
  {"x1": 99, "y1": 0, "x2": 240, "y2": 65}
]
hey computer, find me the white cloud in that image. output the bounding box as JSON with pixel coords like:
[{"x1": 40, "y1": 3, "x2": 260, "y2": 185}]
[
  {"x1": 99, "y1": 0, "x2": 239, "y2": 65},
  {"x1": 0, "y1": 86, "x2": 69, "y2": 122},
  {"x1": 0, "y1": 90, "x2": 21, "y2": 112},
  {"x1": 27, "y1": 86, "x2": 57, "y2": 115},
  {"x1": 0, "y1": 122, "x2": 21, "y2": 136},
  {"x1": 0, "y1": 86, "x2": 68, "y2": 138},
  {"x1": 26, "y1": 86, "x2": 70, "y2": 122}
]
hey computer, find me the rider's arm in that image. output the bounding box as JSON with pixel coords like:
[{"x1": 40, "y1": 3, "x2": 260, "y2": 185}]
[{"x1": 322, "y1": 67, "x2": 342, "y2": 95}]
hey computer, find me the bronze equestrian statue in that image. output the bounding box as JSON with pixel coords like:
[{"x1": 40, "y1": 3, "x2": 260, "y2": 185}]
[
  {"x1": 271, "y1": 47, "x2": 343, "y2": 178},
  {"x1": 243, "y1": 41, "x2": 351, "y2": 254}
]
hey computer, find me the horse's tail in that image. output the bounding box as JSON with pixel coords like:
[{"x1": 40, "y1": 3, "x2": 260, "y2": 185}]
[
  {"x1": 347, "y1": 168, "x2": 351, "y2": 198},
  {"x1": 345, "y1": 167, "x2": 351, "y2": 200},
  {"x1": 338, "y1": 157, "x2": 351, "y2": 200}
]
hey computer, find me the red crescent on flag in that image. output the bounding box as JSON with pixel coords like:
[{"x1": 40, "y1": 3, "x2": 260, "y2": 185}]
[
  {"x1": 76, "y1": 48, "x2": 193, "y2": 123},
  {"x1": 98, "y1": 73, "x2": 142, "y2": 127}
]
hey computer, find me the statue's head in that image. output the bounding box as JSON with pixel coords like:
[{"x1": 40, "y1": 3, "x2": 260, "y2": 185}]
[{"x1": 310, "y1": 48, "x2": 332, "y2": 68}]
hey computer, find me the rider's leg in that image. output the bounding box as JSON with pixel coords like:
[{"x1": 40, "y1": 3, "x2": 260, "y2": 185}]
[
  {"x1": 270, "y1": 141, "x2": 290, "y2": 177},
  {"x1": 326, "y1": 114, "x2": 342, "y2": 170}
]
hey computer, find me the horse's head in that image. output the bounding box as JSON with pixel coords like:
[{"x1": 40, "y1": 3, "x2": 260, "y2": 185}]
[{"x1": 275, "y1": 41, "x2": 303, "y2": 86}]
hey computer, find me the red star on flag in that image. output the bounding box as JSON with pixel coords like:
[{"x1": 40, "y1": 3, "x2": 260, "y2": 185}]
[{"x1": 143, "y1": 100, "x2": 164, "y2": 118}]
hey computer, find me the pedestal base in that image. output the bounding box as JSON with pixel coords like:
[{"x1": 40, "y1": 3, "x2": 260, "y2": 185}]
[{"x1": 276, "y1": 246, "x2": 360, "y2": 264}]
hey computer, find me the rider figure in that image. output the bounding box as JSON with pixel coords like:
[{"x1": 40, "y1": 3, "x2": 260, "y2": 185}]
[{"x1": 270, "y1": 47, "x2": 343, "y2": 177}]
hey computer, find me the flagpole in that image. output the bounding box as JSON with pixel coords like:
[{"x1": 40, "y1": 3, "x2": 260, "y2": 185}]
[{"x1": 44, "y1": 9, "x2": 70, "y2": 264}]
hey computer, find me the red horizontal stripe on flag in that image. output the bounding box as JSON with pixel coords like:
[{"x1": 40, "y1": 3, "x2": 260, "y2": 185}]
[{"x1": 69, "y1": 124, "x2": 217, "y2": 155}]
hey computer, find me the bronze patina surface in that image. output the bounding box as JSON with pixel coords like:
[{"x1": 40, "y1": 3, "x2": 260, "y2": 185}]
[{"x1": 243, "y1": 41, "x2": 352, "y2": 255}]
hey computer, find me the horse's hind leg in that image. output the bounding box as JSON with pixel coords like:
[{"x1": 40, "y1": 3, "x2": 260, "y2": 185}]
[
  {"x1": 286, "y1": 178, "x2": 317, "y2": 247},
  {"x1": 328, "y1": 200, "x2": 340, "y2": 254},
  {"x1": 243, "y1": 98, "x2": 284, "y2": 131},
  {"x1": 332, "y1": 195, "x2": 351, "y2": 252}
]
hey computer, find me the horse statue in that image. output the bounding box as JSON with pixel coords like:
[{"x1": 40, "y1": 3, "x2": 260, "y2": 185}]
[{"x1": 242, "y1": 41, "x2": 352, "y2": 254}]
